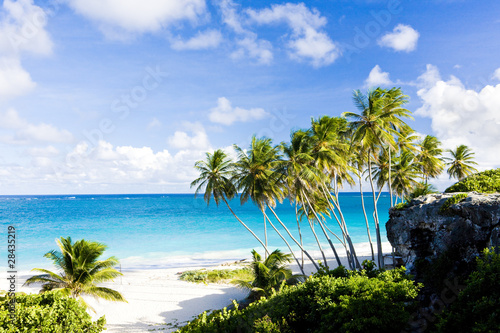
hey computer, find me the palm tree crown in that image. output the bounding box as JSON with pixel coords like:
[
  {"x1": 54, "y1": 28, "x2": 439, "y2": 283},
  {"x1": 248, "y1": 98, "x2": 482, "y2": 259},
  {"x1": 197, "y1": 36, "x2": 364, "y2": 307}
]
[
  {"x1": 24, "y1": 237, "x2": 126, "y2": 307},
  {"x1": 444, "y1": 144, "x2": 478, "y2": 180},
  {"x1": 191, "y1": 149, "x2": 236, "y2": 206}
]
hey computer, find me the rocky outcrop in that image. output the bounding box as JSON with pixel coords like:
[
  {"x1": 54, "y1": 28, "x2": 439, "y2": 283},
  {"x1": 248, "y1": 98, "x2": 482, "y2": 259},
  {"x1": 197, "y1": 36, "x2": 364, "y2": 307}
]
[{"x1": 386, "y1": 192, "x2": 500, "y2": 277}]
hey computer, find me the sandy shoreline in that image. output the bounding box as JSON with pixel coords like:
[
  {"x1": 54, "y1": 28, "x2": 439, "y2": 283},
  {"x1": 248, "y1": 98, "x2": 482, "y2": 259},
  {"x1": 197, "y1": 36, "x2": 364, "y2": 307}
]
[{"x1": 4, "y1": 242, "x2": 393, "y2": 332}]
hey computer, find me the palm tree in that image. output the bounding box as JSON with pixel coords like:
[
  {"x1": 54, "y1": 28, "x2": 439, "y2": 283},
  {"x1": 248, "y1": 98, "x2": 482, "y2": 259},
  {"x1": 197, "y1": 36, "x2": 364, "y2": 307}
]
[
  {"x1": 233, "y1": 249, "x2": 302, "y2": 300},
  {"x1": 24, "y1": 237, "x2": 126, "y2": 309},
  {"x1": 191, "y1": 149, "x2": 269, "y2": 255},
  {"x1": 444, "y1": 144, "x2": 478, "y2": 181},
  {"x1": 391, "y1": 151, "x2": 421, "y2": 202},
  {"x1": 233, "y1": 137, "x2": 305, "y2": 274},
  {"x1": 343, "y1": 87, "x2": 412, "y2": 267},
  {"x1": 417, "y1": 135, "x2": 444, "y2": 183}
]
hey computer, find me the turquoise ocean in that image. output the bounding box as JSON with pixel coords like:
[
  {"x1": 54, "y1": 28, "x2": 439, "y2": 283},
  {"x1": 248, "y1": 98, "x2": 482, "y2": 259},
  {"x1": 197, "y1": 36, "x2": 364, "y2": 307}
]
[{"x1": 0, "y1": 193, "x2": 390, "y2": 272}]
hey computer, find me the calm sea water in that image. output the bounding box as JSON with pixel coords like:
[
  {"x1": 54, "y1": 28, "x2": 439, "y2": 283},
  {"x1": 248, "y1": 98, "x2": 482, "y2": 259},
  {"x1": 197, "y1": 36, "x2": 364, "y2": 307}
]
[{"x1": 0, "y1": 193, "x2": 390, "y2": 271}]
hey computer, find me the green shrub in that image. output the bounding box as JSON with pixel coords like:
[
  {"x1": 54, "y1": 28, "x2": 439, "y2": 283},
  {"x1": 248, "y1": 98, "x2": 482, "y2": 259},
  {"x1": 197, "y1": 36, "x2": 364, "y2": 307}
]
[
  {"x1": 436, "y1": 247, "x2": 500, "y2": 333},
  {"x1": 0, "y1": 291, "x2": 105, "y2": 332},
  {"x1": 175, "y1": 267, "x2": 421, "y2": 333},
  {"x1": 393, "y1": 202, "x2": 409, "y2": 210},
  {"x1": 445, "y1": 168, "x2": 500, "y2": 193},
  {"x1": 180, "y1": 268, "x2": 252, "y2": 284},
  {"x1": 439, "y1": 193, "x2": 467, "y2": 214}
]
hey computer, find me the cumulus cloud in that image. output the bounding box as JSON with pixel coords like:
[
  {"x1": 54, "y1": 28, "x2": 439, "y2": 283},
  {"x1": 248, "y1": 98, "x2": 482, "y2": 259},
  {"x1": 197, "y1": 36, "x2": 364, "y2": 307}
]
[
  {"x1": 208, "y1": 97, "x2": 269, "y2": 125},
  {"x1": 219, "y1": 0, "x2": 273, "y2": 64},
  {"x1": 492, "y1": 67, "x2": 500, "y2": 81},
  {"x1": 0, "y1": 109, "x2": 73, "y2": 144},
  {"x1": 416, "y1": 64, "x2": 500, "y2": 170},
  {"x1": 64, "y1": 0, "x2": 207, "y2": 36},
  {"x1": 378, "y1": 24, "x2": 419, "y2": 52},
  {"x1": 0, "y1": 58, "x2": 36, "y2": 99},
  {"x1": 0, "y1": 0, "x2": 53, "y2": 56},
  {"x1": 167, "y1": 122, "x2": 211, "y2": 150},
  {"x1": 0, "y1": 0, "x2": 53, "y2": 100},
  {"x1": 364, "y1": 65, "x2": 392, "y2": 88},
  {"x1": 247, "y1": 3, "x2": 340, "y2": 67},
  {"x1": 0, "y1": 138, "x2": 217, "y2": 194},
  {"x1": 170, "y1": 29, "x2": 223, "y2": 50}
]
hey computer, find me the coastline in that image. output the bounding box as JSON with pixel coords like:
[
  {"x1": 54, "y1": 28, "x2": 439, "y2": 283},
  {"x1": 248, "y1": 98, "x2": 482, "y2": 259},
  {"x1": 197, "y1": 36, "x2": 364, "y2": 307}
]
[{"x1": 6, "y1": 242, "x2": 393, "y2": 333}]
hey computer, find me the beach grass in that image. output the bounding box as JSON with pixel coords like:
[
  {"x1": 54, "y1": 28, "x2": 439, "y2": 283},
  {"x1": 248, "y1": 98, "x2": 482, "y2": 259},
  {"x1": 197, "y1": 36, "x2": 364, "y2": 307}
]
[{"x1": 179, "y1": 267, "x2": 253, "y2": 284}]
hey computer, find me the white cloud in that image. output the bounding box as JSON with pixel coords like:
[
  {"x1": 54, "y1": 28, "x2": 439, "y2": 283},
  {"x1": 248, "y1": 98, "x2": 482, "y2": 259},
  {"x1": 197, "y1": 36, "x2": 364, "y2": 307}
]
[
  {"x1": 0, "y1": 0, "x2": 53, "y2": 100},
  {"x1": 167, "y1": 122, "x2": 210, "y2": 150},
  {"x1": 378, "y1": 24, "x2": 419, "y2": 52},
  {"x1": 364, "y1": 65, "x2": 392, "y2": 88},
  {"x1": 247, "y1": 3, "x2": 340, "y2": 67},
  {"x1": 147, "y1": 117, "x2": 162, "y2": 129},
  {"x1": 171, "y1": 29, "x2": 223, "y2": 50},
  {"x1": 220, "y1": 0, "x2": 273, "y2": 64},
  {"x1": 0, "y1": 109, "x2": 73, "y2": 144},
  {"x1": 0, "y1": 58, "x2": 36, "y2": 99},
  {"x1": 492, "y1": 67, "x2": 500, "y2": 81},
  {"x1": 231, "y1": 36, "x2": 273, "y2": 64},
  {"x1": 0, "y1": 0, "x2": 53, "y2": 56},
  {"x1": 208, "y1": 97, "x2": 269, "y2": 125},
  {"x1": 416, "y1": 64, "x2": 500, "y2": 170},
  {"x1": 64, "y1": 0, "x2": 207, "y2": 36}
]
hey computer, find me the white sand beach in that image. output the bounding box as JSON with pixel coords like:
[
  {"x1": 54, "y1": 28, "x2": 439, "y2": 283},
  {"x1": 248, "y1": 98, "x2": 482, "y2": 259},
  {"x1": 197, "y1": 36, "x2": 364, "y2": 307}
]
[{"x1": 7, "y1": 242, "x2": 393, "y2": 333}]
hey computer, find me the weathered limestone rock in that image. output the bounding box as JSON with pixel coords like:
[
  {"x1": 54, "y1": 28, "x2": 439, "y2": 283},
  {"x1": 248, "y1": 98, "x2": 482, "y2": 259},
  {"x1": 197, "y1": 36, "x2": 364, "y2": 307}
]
[{"x1": 386, "y1": 192, "x2": 500, "y2": 276}]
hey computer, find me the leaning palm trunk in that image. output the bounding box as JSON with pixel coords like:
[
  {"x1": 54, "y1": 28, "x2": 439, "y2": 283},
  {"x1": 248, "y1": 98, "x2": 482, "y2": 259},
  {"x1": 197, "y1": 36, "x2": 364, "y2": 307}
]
[
  {"x1": 266, "y1": 204, "x2": 320, "y2": 271},
  {"x1": 222, "y1": 197, "x2": 269, "y2": 256},
  {"x1": 264, "y1": 214, "x2": 268, "y2": 259},
  {"x1": 388, "y1": 146, "x2": 394, "y2": 207},
  {"x1": 298, "y1": 197, "x2": 328, "y2": 266},
  {"x1": 263, "y1": 211, "x2": 306, "y2": 276},
  {"x1": 367, "y1": 153, "x2": 384, "y2": 268},
  {"x1": 294, "y1": 202, "x2": 304, "y2": 269},
  {"x1": 301, "y1": 189, "x2": 342, "y2": 268},
  {"x1": 359, "y1": 176, "x2": 375, "y2": 261},
  {"x1": 319, "y1": 184, "x2": 360, "y2": 269}
]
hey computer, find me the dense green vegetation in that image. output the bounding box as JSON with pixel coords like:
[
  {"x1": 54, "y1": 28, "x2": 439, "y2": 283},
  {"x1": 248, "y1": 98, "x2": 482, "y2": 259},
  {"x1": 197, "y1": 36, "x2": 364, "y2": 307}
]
[
  {"x1": 175, "y1": 267, "x2": 420, "y2": 333},
  {"x1": 445, "y1": 168, "x2": 500, "y2": 193},
  {"x1": 0, "y1": 292, "x2": 105, "y2": 332},
  {"x1": 24, "y1": 237, "x2": 125, "y2": 309},
  {"x1": 439, "y1": 193, "x2": 468, "y2": 214},
  {"x1": 180, "y1": 268, "x2": 253, "y2": 284},
  {"x1": 436, "y1": 248, "x2": 500, "y2": 332}
]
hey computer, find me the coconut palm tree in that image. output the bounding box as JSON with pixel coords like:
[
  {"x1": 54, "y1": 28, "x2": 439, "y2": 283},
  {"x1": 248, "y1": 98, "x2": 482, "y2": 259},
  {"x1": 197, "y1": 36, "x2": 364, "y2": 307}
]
[
  {"x1": 233, "y1": 249, "x2": 302, "y2": 300},
  {"x1": 444, "y1": 144, "x2": 478, "y2": 181},
  {"x1": 343, "y1": 87, "x2": 412, "y2": 267},
  {"x1": 24, "y1": 237, "x2": 125, "y2": 309},
  {"x1": 391, "y1": 151, "x2": 421, "y2": 202},
  {"x1": 417, "y1": 135, "x2": 444, "y2": 183},
  {"x1": 233, "y1": 137, "x2": 305, "y2": 274},
  {"x1": 191, "y1": 149, "x2": 269, "y2": 255}
]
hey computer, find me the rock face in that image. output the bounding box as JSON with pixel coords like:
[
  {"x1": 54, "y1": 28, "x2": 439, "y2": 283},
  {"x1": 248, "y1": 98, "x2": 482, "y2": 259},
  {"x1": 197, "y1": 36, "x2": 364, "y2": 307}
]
[{"x1": 386, "y1": 192, "x2": 500, "y2": 276}]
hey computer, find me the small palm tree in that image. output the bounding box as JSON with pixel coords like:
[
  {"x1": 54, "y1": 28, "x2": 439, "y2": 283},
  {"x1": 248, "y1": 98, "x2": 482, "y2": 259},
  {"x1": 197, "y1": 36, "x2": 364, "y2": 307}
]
[
  {"x1": 233, "y1": 249, "x2": 302, "y2": 300},
  {"x1": 444, "y1": 145, "x2": 478, "y2": 181},
  {"x1": 24, "y1": 237, "x2": 126, "y2": 309}
]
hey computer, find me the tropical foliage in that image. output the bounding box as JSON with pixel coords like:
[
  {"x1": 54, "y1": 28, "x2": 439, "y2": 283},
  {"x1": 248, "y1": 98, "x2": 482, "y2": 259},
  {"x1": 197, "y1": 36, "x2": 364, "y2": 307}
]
[
  {"x1": 24, "y1": 237, "x2": 125, "y2": 309},
  {"x1": 0, "y1": 292, "x2": 106, "y2": 332},
  {"x1": 445, "y1": 168, "x2": 500, "y2": 193},
  {"x1": 436, "y1": 247, "x2": 500, "y2": 333},
  {"x1": 232, "y1": 249, "x2": 303, "y2": 299},
  {"x1": 175, "y1": 267, "x2": 420, "y2": 333}
]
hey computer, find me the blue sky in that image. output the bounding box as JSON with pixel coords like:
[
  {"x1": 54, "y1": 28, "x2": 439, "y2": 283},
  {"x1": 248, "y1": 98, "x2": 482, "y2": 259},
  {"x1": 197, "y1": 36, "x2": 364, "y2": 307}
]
[{"x1": 0, "y1": 0, "x2": 499, "y2": 194}]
